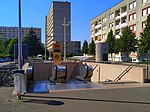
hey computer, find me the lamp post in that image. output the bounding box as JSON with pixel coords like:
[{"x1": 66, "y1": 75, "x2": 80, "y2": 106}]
[
  {"x1": 45, "y1": 16, "x2": 47, "y2": 62},
  {"x1": 62, "y1": 17, "x2": 70, "y2": 62},
  {"x1": 18, "y1": 0, "x2": 23, "y2": 69}
]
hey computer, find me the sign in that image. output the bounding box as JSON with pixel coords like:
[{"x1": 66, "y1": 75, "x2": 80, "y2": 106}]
[
  {"x1": 14, "y1": 44, "x2": 28, "y2": 59},
  {"x1": 53, "y1": 52, "x2": 61, "y2": 65},
  {"x1": 53, "y1": 42, "x2": 61, "y2": 65}
]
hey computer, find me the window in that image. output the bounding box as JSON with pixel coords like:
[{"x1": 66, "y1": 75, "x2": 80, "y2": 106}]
[
  {"x1": 95, "y1": 29, "x2": 98, "y2": 33},
  {"x1": 148, "y1": 7, "x2": 150, "y2": 14},
  {"x1": 134, "y1": 25, "x2": 136, "y2": 31},
  {"x1": 102, "y1": 34, "x2": 106, "y2": 39},
  {"x1": 142, "y1": 0, "x2": 148, "y2": 3},
  {"x1": 129, "y1": 1, "x2": 136, "y2": 10},
  {"x1": 102, "y1": 17, "x2": 106, "y2": 22},
  {"x1": 98, "y1": 27, "x2": 101, "y2": 31},
  {"x1": 133, "y1": 1, "x2": 136, "y2": 8},
  {"x1": 130, "y1": 24, "x2": 136, "y2": 31},
  {"x1": 129, "y1": 15, "x2": 132, "y2": 21},
  {"x1": 95, "y1": 21, "x2": 98, "y2": 26},
  {"x1": 142, "y1": 21, "x2": 146, "y2": 29},
  {"x1": 91, "y1": 24, "x2": 94, "y2": 28},
  {"x1": 129, "y1": 3, "x2": 133, "y2": 9},
  {"x1": 102, "y1": 25, "x2": 106, "y2": 31},
  {"x1": 109, "y1": 13, "x2": 114, "y2": 19},
  {"x1": 115, "y1": 30, "x2": 120, "y2": 35},
  {"x1": 134, "y1": 13, "x2": 136, "y2": 19},
  {"x1": 109, "y1": 22, "x2": 114, "y2": 28},
  {"x1": 142, "y1": 8, "x2": 147, "y2": 16},
  {"x1": 142, "y1": 7, "x2": 150, "y2": 16},
  {"x1": 129, "y1": 13, "x2": 136, "y2": 21},
  {"x1": 91, "y1": 31, "x2": 95, "y2": 35},
  {"x1": 98, "y1": 20, "x2": 101, "y2": 24},
  {"x1": 130, "y1": 26, "x2": 133, "y2": 30}
]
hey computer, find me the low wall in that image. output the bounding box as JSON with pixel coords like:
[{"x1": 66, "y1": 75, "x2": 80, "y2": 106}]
[
  {"x1": 32, "y1": 61, "x2": 147, "y2": 83},
  {"x1": 85, "y1": 62, "x2": 146, "y2": 83}
]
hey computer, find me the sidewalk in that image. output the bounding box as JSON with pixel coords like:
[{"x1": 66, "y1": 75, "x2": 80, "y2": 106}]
[{"x1": 1, "y1": 83, "x2": 150, "y2": 112}]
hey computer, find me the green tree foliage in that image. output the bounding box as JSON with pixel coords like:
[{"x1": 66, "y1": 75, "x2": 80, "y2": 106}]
[
  {"x1": 82, "y1": 40, "x2": 88, "y2": 55},
  {"x1": 3, "y1": 38, "x2": 12, "y2": 51},
  {"x1": 0, "y1": 36, "x2": 5, "y2": 54},
  {"x1": 138, "y1": 14, "x2": 150, "y2": 53},
  {"x1": 106, "y1": 29, "x2": 115, "y2": 60},
  {"x1": 114, "y1": 38, "x2": 122, "y2": 53},
  {"x1": 5, "y1": 38, "x2": 18, "y2": 56},
  {"x1": 23, "y1": 28, "x2": 44, "y2": 56},
  {"x1": 119, "y1": 26, "x2": 137, "y2": 61},
  {"x1": 88, "y1": 39, "x2": 95, "y2": 55}
]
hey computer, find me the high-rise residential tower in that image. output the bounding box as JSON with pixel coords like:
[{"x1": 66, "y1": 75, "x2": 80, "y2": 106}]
[{"x1": 46, "y1": 1, "x2": 71, "y2": 56}]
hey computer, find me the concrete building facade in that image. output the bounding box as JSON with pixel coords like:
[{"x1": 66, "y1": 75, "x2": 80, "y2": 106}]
[
  {"x1": 67, "y1": 41, "x2": 81, "y2": 55},
  {"x1": 46, "y1": 1, "x2": 71, "y2": 55},
  {"x1": 46, "y1": 1, "x2": 81, "y2": 56},
  {"x1": 0, "y1": 26, "x2": 41, "y2": 41},
  {"x1": 90, "y1": 0, "x2": 150, "y2": 42}
]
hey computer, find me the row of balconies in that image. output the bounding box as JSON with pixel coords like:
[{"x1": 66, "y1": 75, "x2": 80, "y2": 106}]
[
  {"x1": 115, "y1": 22, "x2": 127, "y2": 29},
  {"x1": 92, "y1": 6, "x2": 128, "y2": 30},
  {"x1": 115, "y1": 11, "x2": 127, "y2": 20}
]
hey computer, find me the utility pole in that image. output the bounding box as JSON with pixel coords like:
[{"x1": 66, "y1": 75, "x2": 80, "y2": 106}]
[{"x1": 18, "y1": 0, "x2": 23, "y2": 69}]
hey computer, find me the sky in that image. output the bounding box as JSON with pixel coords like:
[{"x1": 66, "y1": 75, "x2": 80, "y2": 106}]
[{"x1": 0, "y1": 0, "x2": 122, "y2": 45}]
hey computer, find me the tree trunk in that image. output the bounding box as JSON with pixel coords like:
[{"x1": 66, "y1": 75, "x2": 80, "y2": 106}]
[
  {"x1": 126, "y1": 52, "x2": 129, "y2": 62},
  {"x1": 111, "y1": 53, "x2": 113, "y2": 61}
]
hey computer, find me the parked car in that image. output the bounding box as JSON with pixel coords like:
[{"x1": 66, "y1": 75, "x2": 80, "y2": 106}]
[
  {"x1": 0, "y1": 58, "x2": 3, "y2": 63},
  {"x1": 37, "y1": 54, "x2": 42, "y2": 59},
  {"x1": 3, "y1": 58, "x2": 11, "y2": 62}
]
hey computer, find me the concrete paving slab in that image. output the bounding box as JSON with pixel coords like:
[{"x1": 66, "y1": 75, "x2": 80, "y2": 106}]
[{"x1": 1, "y1": 83, "x2": 150, "y2": 112}]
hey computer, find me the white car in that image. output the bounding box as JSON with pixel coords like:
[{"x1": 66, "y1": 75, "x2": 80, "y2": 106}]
[{"x1": 37, "y1": 54, "x2": 42, "y2": 59}]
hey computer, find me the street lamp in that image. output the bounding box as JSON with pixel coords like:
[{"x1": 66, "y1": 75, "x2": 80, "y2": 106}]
[
  {"x1": 62, "y1": 17, "x2": 70, "y2": 62},
  {"x1": 18, "y1": 0, "x2": 23, "y2": 69}
]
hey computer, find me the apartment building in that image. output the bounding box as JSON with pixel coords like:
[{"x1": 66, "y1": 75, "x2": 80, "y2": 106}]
[
  {"x1": 46, "y1": 1, "x2": 81, "y2": 56},
  {"x1": 0, "y1": 26, "x2": 41, "y2": 41},
  {"x1": 90, "y1": 0, "x2": 150, "y2": 42},
  {"x1": 67, "y1": 41, "x2": 81, "y2": 55}
]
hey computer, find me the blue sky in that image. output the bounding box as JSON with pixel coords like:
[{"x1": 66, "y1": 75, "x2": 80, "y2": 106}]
[{"x1": 0, "y1": 0, "x2": 122, "y2": 45}]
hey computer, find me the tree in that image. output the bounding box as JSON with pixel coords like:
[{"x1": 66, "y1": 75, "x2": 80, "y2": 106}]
[
  {"x1": 106, "y1": 29, "x2": 115, "y2": 60},
  {"x1": 0, "y1": 36, "x2": 5, "y2": 54},
  {"x1": 5, "y1": 38, "x2": 18, "y2": 56},
  {"x1": 88, "y1": 39, "x2": 95, "y2": 55},
  {"x1": 3, "y1": 38, "x2": 12, "y2": 50},
  {"x1": 138, "y1": 14, "x2": 150, "y2": 53},
  {"x1": 23, "y1": 28, "x2": 44, "y2": 56},
  {"x1": 82, "y1": 40, "x2": 88, "y2": 55},
  {"x1": 114, "y1": 38, "x2": 122, "y2": 54},
  {"x1": 119, "y1": 26, "x2": 138, "y2": 61}
]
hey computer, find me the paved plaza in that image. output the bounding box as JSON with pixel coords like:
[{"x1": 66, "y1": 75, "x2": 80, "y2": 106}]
[{"x1": 0, "y1": 82, "x2": 150, "y2": 112}]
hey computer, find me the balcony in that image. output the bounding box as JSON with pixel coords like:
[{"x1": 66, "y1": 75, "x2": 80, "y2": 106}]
[
  {"x1": 115, "y1": 15, "x2": 121, "y2": 20},
  {"x1": 121, "y1": 12, "x2": 127, "y2": 18},
  {"x1": 95, "y1": 31, "x2": 102, "y2": 36},
  {"x1": 115, "y1": 9, "x2": 120, "y2": 20},
  {"x1": 95, "y1": 24, "x2": 101, "y2": 29},
  {"x1": 121, "y1": 22, "x2": 127, "y2": 28},
  {"x1": 115, "y1": 24, "x2": 121, "y2": 29},
  {"x1": 116, "y1": 34, "x2": 120, "y2": 39}
]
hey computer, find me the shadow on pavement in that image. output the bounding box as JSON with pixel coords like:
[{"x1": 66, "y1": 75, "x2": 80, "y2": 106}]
[
  {"x1": 22, "y1": 99, "x2": 64, "y2": 106},
  {"x1": 23, "y1": 95, "x2": 150, "y2": 105}
]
